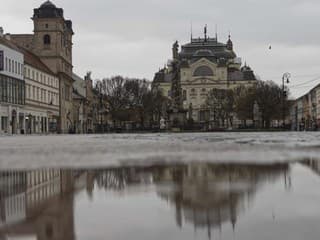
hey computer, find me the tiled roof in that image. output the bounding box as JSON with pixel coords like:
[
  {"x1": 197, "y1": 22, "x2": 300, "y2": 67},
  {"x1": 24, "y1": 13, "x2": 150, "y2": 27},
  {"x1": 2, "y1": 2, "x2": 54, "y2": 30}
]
[
  {"x1": 1, "y1": 37, "x2": 55, "y2": 76},
  {"x1": 0, "y1": 37, "x2": 22, "y2": 53},
  {"x1": 17, "y1": 46, "x2": 55, "y2": 76}
]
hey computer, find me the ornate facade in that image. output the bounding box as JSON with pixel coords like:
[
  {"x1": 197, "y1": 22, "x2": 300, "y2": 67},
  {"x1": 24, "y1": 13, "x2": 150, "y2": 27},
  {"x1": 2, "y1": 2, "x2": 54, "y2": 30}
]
[{"x1": 153, "y1": 28, "x2": 257, "y2": 123}]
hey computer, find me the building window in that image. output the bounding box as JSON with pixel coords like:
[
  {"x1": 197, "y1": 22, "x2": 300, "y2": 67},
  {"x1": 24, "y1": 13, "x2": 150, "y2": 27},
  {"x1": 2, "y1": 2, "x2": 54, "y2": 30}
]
[
  {"x1": 193, "y1": 66, "x2": 214, "y2": 77},
  {"x1": 45, "y1": 24, "x2": 49, "y2": 29},
  {"x1": 183, "y1": 90, "x2": 187, "y2": 101},
  {"x1": 65, "y1": 84, "x2": 70, "y2": 101},
  {"x1": 43, "y1": 34, "x2": 51, "y2": 45},
  {"x1": 1, "y1": 117, "x2": 8, "y2": 132}
]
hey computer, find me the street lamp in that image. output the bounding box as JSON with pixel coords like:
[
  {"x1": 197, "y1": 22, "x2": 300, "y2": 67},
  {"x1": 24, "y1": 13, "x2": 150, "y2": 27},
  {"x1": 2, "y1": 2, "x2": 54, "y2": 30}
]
[{"x1": 282, "y1": 72, "x2": 291, "y2": 129}]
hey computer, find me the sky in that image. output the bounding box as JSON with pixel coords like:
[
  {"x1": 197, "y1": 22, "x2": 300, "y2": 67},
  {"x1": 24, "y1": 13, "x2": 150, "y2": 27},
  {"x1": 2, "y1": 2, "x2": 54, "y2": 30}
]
[{"x1": 1, "y1": 0, "x2": 320, "y2": 98}]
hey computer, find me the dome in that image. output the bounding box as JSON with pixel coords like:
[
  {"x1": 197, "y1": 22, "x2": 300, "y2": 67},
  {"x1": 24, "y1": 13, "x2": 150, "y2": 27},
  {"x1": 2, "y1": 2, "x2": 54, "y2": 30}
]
[
  {"x1": 34, "y1": 0, "x2": 63, "y2": 19},
  {"x1": 40, "y1": 1, "x2": 57, "y2": 8}
]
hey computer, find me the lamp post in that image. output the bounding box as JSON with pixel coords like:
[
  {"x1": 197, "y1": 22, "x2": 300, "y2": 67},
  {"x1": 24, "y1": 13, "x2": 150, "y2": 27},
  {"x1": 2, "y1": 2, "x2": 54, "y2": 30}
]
[{"x1": 282, "y1": 72, "x2": 291, "y2": 129}]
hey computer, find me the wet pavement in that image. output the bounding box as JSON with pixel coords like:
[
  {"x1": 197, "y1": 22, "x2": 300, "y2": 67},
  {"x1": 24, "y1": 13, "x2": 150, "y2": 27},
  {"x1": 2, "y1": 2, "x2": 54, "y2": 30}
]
[
  {"x1": 2, "y1": 132, "x2": 320, "y2": 168},
  {"x1": 0, "y1": 159, "x2": 320, "y2": 240}
]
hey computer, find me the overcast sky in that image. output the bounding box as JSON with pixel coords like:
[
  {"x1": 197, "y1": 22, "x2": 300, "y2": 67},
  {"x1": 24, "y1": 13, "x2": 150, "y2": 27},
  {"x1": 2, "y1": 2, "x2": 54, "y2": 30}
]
[{"x1": 1, "y1": 0, "x2": 320, "y2": 98}]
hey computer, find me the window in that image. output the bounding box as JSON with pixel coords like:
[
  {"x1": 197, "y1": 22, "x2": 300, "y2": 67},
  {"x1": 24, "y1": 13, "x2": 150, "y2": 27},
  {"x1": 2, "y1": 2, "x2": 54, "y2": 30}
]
[
  {"x1": 45, "y1": 24, "x2": 49, "y2": 29},
  {"x1": 193, "y1": 66, "x2": 214, "y2": 77},
  {"x1": 183, "y1": 90, "x2": 187, "y2": 101},
  {"x1": 1, "y1": 117, "x2": 8, "y2": 131},
  {"x1": 43, "y1": 34, "x2": 51, "y2": 45},
  {"x1": 0, "y1": 75, "x2": 25, "y2": 105},
  {"x1": 65, "y1": 84, "x2": 70, "y2": 101}
]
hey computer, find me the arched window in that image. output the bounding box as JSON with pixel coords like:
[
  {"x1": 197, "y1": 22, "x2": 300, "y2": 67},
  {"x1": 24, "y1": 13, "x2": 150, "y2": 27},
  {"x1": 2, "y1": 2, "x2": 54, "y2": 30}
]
[
  {"x1": 43, "y1": 34, "x2": 51, "y2": 45},
  {"x1": 193, "y1": 66, "x2": 214, "y2": 77}
]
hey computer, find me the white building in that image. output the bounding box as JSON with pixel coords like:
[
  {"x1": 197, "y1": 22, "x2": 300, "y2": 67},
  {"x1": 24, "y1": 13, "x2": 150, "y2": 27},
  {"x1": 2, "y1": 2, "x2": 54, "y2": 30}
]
[
  {"x1": 0, "y1": 31, "x2": 25, "y2": 134},
  {"x1": 20, "y1": 47, "x2": 59, "y2": 134}
]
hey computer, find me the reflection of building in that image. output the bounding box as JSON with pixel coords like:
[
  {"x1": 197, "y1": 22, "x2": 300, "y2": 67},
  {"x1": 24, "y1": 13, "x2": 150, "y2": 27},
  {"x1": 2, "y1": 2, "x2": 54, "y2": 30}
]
[
  {"x1": 153, "y1": 27, "x2": 257, "y2": 123},
  {"x1": 0, "y1": 35, "x2": 25, "y2": 134},
  {"x1": 303, "y1": 158, "x2": 320, "y2": 176},
  {"x1": 154, "y1": 163, "x2": 289, "y2": 234},
  {"x1": 0, "y1": 172, "x2": 27, "y2": 226},
  {"x1": 0, "y1": 169, "x2": 76, "y2": 240},
  {"x1": 91, "y1": 163, "x2": 290, "y2": 236}
]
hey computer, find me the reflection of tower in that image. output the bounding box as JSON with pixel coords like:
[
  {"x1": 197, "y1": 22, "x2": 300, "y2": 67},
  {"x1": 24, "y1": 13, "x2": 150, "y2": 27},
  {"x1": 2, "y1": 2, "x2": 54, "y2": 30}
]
[
  {"x1": 61, "y1": 170, "x2": 75, "y2": 194},
  {"x1": 86, "y1": 171, "x2": 95, "y2": 199}
]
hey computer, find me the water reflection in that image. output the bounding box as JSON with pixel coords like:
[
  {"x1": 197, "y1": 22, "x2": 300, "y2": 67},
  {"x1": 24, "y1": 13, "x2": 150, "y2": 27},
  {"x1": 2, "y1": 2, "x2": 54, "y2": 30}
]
[
  {"x1": 0, "y1": 161, "x2": 318, "y2": 240},
  {"x1": 153, "y1": 163, "x2": 290, "y2": 234}
]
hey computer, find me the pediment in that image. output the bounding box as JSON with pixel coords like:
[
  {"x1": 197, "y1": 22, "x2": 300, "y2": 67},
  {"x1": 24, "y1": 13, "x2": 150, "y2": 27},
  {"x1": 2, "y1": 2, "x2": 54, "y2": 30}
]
[{"x1": 190, "y1": 58, "x2": 217, "y2": 68}]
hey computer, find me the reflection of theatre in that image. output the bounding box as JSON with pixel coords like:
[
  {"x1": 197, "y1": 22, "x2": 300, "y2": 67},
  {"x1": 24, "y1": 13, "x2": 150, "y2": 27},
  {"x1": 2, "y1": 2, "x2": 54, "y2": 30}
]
[
  {"x1": 154, "y1": 163, "x2": 289, "y2": 235},
  {"x1": 0, "y1": 170, "x2": 77, "y2": 240}
]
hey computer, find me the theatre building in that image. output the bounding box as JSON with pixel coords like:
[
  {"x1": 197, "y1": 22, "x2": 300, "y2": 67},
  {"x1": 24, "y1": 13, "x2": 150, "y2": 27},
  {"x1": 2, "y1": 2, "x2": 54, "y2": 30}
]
[{"x1": 153, "y1": 28, "x2": 257, "y2": 123}]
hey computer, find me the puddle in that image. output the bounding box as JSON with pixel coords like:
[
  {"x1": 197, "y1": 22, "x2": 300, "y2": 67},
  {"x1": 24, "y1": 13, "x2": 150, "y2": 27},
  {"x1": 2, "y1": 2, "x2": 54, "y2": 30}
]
[{"x1": 0, "y1": 160, "x2": 320, "y2": 240}]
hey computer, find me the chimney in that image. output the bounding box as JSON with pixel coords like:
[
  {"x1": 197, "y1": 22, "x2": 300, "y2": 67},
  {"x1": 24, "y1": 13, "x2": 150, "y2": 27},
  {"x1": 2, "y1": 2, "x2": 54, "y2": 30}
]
[{"x1": 0, "y1": 27, "x2": 3, "y2": 37}]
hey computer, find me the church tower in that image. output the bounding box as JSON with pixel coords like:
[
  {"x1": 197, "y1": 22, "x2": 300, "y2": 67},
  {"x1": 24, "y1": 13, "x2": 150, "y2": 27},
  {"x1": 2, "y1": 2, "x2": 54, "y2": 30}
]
[{"x1": 31, "y1": 1, "x2": 75, "y2": 133}]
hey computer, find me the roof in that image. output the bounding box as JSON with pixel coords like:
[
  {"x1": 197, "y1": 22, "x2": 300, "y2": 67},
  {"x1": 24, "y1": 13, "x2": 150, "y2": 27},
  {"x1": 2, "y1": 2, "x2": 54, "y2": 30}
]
[
  {"x1": 17, "y1": 46, "x2": 55, "y2": 76},
  {"x1": 40, "y1": 0, "x2": 56, "y2": 8},
  {"x1": 228, "y1": 67, "x2": 256, "y2": 81},
  {"x1": 0, "y1": 36, "x2": 23, "y2": 53},
  {"x1": 179, "y1": 37, "x2": 236, "y2": 61},
  {"x1": 34, "y1": 1, "x2": 64, "y2": 19}
]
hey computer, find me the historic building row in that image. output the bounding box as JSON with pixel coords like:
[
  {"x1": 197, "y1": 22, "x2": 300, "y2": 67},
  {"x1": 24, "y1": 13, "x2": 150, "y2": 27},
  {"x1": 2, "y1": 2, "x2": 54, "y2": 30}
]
[{"x1": 0, "y1": 1, "x2": 100, "y2": 134}]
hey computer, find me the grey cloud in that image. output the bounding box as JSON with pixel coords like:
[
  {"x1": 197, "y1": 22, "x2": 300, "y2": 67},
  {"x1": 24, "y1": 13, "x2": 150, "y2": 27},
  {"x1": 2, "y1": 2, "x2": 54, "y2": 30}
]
[{"x1": 1, "y1": 0, "x2": 320, "y2": 97}]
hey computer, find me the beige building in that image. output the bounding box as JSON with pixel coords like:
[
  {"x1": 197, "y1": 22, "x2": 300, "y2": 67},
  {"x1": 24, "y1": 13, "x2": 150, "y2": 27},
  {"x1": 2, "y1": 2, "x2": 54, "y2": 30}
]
[
  {"x1": 153, "y1": 29, "x2": 257, "y2": 123},
  {"x1": 11, "y1": 1, "x2": 74, "y2": 133},
  {"x1": 20, "y1": 47, "x2": 59, "y2": 134}
]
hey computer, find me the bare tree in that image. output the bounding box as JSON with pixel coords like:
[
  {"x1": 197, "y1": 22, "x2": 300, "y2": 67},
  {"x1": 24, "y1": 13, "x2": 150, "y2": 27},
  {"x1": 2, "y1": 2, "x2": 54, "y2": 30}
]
[{"x1": 206, "y1": 89, "x2": 234, "y2": 128}]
